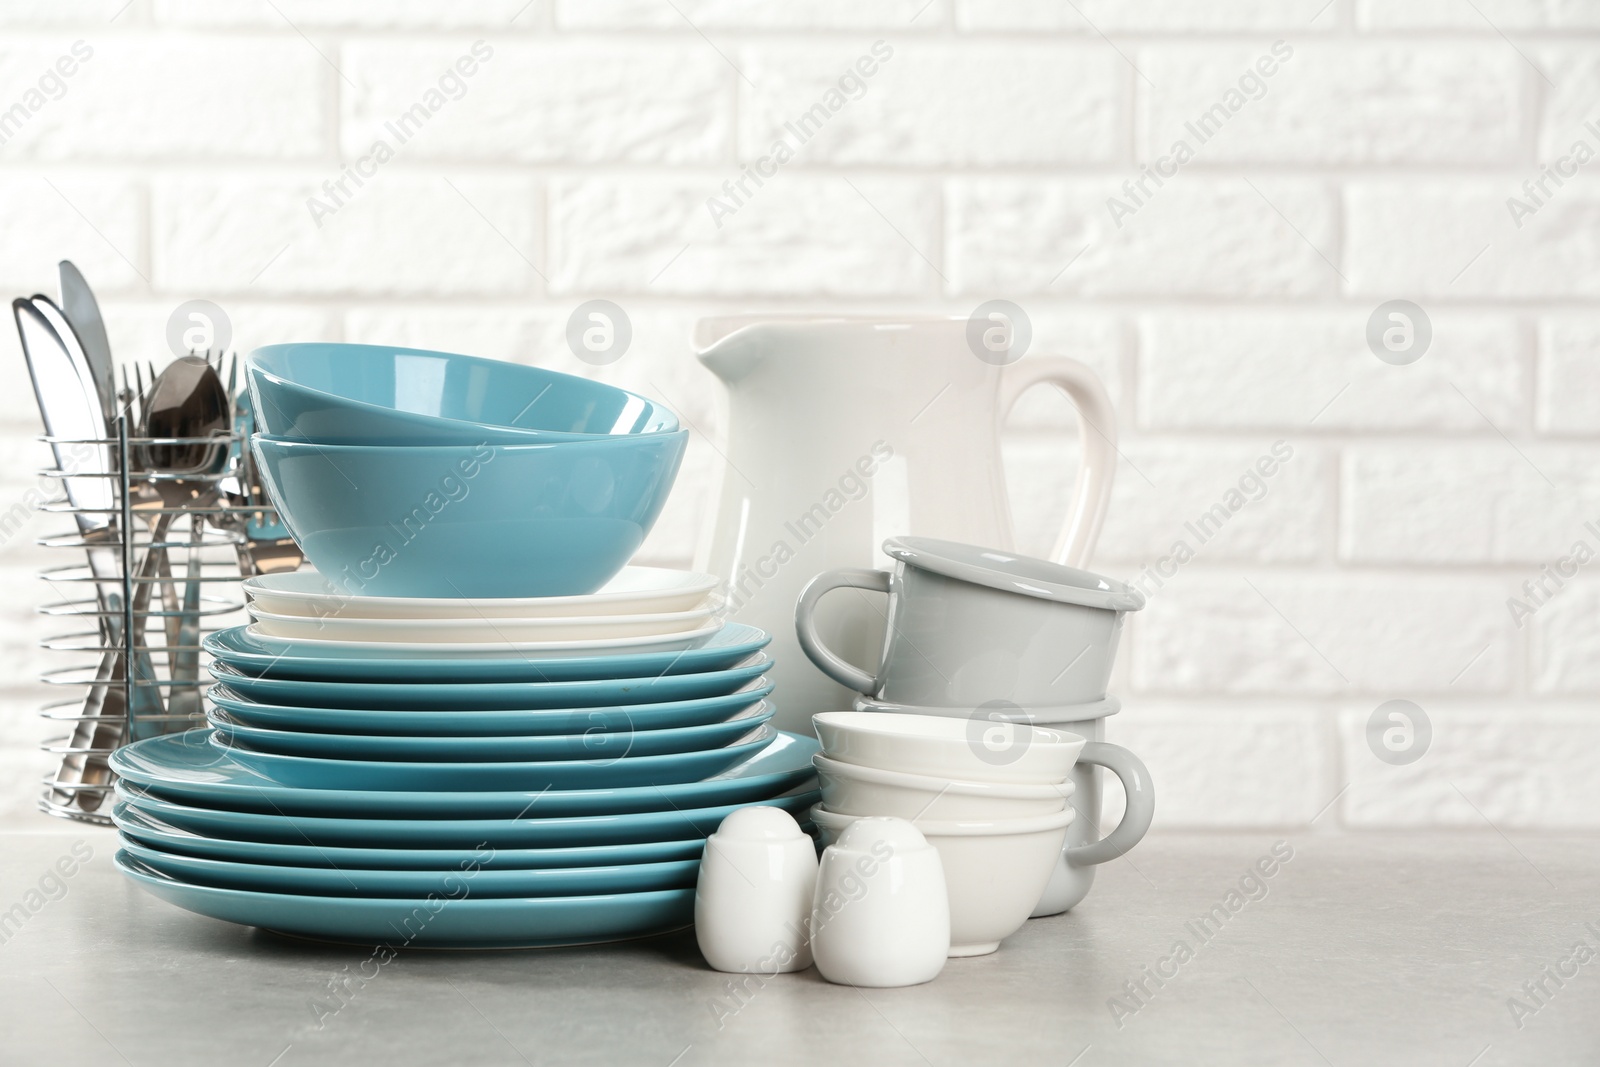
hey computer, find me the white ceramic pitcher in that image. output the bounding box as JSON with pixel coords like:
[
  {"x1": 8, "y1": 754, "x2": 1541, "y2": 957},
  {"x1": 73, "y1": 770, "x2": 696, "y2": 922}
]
[{"x1": 693, "y1": 315, "x2": 1117, "y2": 734}]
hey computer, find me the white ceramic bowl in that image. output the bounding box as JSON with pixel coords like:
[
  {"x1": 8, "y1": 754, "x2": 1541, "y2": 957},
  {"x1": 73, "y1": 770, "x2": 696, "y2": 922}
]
[
  {"x1": 855, "y1": 694, "x2": 1121, "y2": 725},
  {"x1": 812, "y1": 711, "x2": 1085, "y2": 784},
  {"x1": 246, "y1": 603, "x2": 718, "y2": 644},
  {"x1": 810, "y1": 803, "x2": 1074, "y2": 956},
  {"x1": 813, "y1": 754, "x2": 1074, "y2": 821},
  {"x1": 243, "y1": 566, "x2": 720, "y2": 620}
]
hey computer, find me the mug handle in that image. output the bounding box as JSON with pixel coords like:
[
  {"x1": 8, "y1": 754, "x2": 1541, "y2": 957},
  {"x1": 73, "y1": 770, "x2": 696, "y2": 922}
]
[
  {"x1": 1065, "y1": 741, "x2": 1154, "y2": 868},
  {"x1": 794, "y1": 569, "x2": 891, "y2": 694},
  {"x1": 998, "y1": 356, "x2": 1117, "y2": 569}
]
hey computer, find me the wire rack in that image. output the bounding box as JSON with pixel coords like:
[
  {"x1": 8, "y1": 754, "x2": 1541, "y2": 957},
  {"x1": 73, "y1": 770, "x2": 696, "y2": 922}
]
[{"x1": 36, "y1": 414, "x2": 292, "y2": 824}]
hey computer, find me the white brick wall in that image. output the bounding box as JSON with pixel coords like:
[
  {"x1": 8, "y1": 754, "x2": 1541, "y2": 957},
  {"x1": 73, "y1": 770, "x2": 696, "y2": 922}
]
[{"x1": 0, "y1": 1, "x2": 1588, "y2": 833}]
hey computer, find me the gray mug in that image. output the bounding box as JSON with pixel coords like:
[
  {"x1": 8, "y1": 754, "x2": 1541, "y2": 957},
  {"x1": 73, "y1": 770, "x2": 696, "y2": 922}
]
[
  {"x1": 856, "y1": 695, "x2": 1152, "y2": 916},
  {"x1": 796, "y1": 536, "x2": 1145, "y2": 708}
]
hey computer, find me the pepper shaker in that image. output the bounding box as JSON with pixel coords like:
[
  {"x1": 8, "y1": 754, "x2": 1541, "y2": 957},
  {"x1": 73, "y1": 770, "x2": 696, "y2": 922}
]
[
  {"x1": 695, "y1": 806, "x2": 819, "y2": 973},
  {"x1": 811, "y1": 817, "x2": 949, "y2": 987}
]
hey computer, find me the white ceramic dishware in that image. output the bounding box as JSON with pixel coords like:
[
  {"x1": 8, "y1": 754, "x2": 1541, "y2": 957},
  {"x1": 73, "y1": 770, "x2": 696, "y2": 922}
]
[
  {"x1": 810, "y1": 804, "x2": 1072, "y2": 957},
  {"x1": 245, "y1": 603, "x2": 718, "y2": 644},
  {"x1": 858, "y1": 694, "x2": 1124, "y2": 725},
  {"x1": 241, "y1": 620, "x2": 723, "y2": 658},
  {"x1": 810, "y1": 817, "x2": 948, "y2": 987},
  {"x1": 243, "y1": 566, "x2": 721, "y2": 620},
  {"x1": 812, "y1": 711, "x2": 1084, "y2": 785},
  {"x1": 798, "y1": 537, "x2": 1144, "y2": 709},
  {"x1": 694, "y1": 315, "x2": 1118, "y2": 730},
  {"x1": 694, "y1": 807, "x2": 818, "y2": 974},
  {"x1": 855, "y1": 696, "x2": 1152, "y2": 917},
  {"x1": 813, "y1": 754, "x2": 1074, "y2": 821}
]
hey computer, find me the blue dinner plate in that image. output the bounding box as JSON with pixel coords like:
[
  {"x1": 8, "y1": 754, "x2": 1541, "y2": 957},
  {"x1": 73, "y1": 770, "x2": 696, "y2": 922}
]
[
  {"x1": 111, "y1": 730, "x2": 820, "y2": 817},
  {"x1": 112, "y1": 801, "x2": 716, "y2": 870},
  {"x1": 116, "y1": 851, "x2": 695, "y2": 949},
  {"x1": 207, "y1": 656, "x2": 772, "y2": 710},
  {"x1": 206, "y1": 678, "x2": 774, "y2": 736},
  {"x1": 118, "y1": 838, "x2": 702, "y2": 898},
  {"x1": 205, "y1": 703, "x2": 777, "y2": 761},
  {"x1": 203, "y1": 623, "x2": 770, "y2": 682},
  {"x1": 116, "y1": 783, "x2": 822, "y2": 849},
  {"x1": 212, "y1": 727, "x2": 773, "y2": 790}
]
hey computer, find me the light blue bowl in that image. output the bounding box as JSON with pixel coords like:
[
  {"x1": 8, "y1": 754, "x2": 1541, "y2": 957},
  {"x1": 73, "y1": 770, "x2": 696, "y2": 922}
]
[
  {"x1": 247, "y1": 342, "x2": 678, "y2": 445},
  {"x1": 250, "y1": 432, "x2": 686, "y2": 598}
]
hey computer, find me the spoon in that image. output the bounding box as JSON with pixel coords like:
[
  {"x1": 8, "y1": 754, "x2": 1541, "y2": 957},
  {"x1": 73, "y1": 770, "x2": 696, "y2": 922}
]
[{"x1": 133, "y1": 357, "x2": 231, "y2": 733}]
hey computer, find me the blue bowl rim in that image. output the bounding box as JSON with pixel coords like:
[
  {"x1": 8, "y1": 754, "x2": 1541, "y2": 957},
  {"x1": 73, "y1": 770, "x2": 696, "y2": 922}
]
[
  {"x1": 250, "y1": 429, "x2": 689, "y2": 456},
  {"x1": 247, "y1": 341, "x2": 680, "y2": 437}
]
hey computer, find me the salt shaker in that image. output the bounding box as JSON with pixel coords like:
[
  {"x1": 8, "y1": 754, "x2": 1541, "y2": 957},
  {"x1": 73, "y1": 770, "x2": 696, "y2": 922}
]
[
  {"x1": 811, "y1": 817, "x2": 949, "y2": 988},
  {"x1": 695, "y1": 806, "x2": 819, "y2": 973}
]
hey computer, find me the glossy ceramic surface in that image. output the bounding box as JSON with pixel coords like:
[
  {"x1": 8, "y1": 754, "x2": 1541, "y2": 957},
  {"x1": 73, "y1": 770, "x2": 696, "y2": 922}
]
[
  {"x1": 252, "y1": 433, "x2": 687, "y2": 598},
  {"x1": 854, "y1": 699, "x2": 1153, "y2": 916},
  {"x1": 810, "y1": 818, "x2": 948, "y2": 985},
  {"x1": 694, "y1": 315, "x2": 1118, "y2": 729},
  {"x1": 205, "y1": 655, "x2": 772, "y2": 710},
  {"x1": 112, "y1": 801, "x2": 713, "y2": 870},
  {"x1": 854, "y1": 694, "x2": 1122, "y2": 724},
  {"x1": 243, "y1": 619, "x2": 721, "y2": 657},
  {"x1": 205, "y1": 702, "x2": 776, "y2": 761},
  {"x1": 117, "y1": 782, "x2": 822, "y2": 848},
  {"x1": 203, "y1": 623, "x2": 770, "y2": 682},
  {"x1": 798, "y1": 537, "x2": 1143, "y2": 708},
  {"x1": 244, "y1": 565, "x2": 720, "y2": 620},
  {"x1": 811, "y1": 803, "x2": 1072, "y2": 956},
  {"x1": 206, "y1": 679, "x2": 774, "y2": 737},
  {"x1": 111, "y1": 730, "x2": 820, "y2": 817},
  {"x1": 120, "y1": 839, "x2": 702, "y2": 899},
  {"x1": 117, "y1": 726, "x2": 773, "y2": 792},
  {"x1": 248, "y1": 601, "x2": 713, "y2": 643},
  {"x1": 812, "y1": 711, "x2": 1085, "y2": 784},
  {"x1": 247, "y1": 342, "x2": 678, "y2": 444},
  {"x1": 116, "y1": 851, "x2": 696, "y2": 949},
  {"x1": 695, "y1": 807, "x2": 818, "y2": 974},
  {"x1": 813, "y1": 754, "x2": 1074, "y2": 821}
]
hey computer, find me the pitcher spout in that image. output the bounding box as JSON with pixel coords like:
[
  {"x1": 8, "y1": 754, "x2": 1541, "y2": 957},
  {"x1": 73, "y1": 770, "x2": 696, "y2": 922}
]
[{"x1": 693, "y1": 316, "x2": 771, "y2": 383}]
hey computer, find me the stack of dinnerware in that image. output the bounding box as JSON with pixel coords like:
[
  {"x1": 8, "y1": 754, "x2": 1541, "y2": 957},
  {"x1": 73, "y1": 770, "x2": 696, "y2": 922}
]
[
  {"x1": 108, "y1": 344, "x2": 821, "y2": 949},
  {"x1": 797, "y1": 536, "x2": 1155, "y2": 918},
  {"x1": 246, "y1": 342, "x2": 688, "y2": 598},
  {"x1": 808, "y1": 712, "x2": 1081, "y2": 957}
]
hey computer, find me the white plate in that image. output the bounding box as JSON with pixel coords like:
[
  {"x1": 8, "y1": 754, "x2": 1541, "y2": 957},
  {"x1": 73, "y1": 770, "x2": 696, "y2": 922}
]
[
  {"x1": 243, "y1": 566, "x2": 721, "y2": 620},
  {"x1": 246, "y1": 603, "x2": 719, "y2": 644},
  {"x1": 242, "y1": 620, "x2": 726, "y2": 658}
]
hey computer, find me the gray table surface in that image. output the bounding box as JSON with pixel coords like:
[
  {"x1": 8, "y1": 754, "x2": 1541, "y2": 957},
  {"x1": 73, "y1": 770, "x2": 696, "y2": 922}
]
[{"x1": 1, "y1": 828, "x2": 1596, "y2": 1066}]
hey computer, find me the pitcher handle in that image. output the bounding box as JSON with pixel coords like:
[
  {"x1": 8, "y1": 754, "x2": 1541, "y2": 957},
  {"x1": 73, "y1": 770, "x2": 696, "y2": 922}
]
[
  {"x1": 1065, "y1": 741, "x2": 1154, "y2": 868},
  {"x1": 998, "y1": 357, "x2": 1117, "y2": 568},
  {"x1": 794, "y1": 569, "x2": 891, "y2": 695}
]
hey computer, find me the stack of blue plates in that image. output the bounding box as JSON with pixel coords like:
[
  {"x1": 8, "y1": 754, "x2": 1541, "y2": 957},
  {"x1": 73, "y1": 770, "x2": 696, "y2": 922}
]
[{"x1": 110, "y1": 619, "x2": 819, "y2": 949}]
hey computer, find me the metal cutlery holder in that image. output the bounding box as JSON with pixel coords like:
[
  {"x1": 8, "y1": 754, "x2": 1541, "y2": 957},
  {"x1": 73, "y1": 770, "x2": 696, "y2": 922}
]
[{"x1": 36, "y1": 415, "x2": 283, "y2": 824}]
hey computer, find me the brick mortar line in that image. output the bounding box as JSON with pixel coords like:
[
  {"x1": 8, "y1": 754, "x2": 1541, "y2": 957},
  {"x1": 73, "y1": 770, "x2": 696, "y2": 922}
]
[{"x1": 6, "y1": 25, "x2": 1600, "y2": 40}]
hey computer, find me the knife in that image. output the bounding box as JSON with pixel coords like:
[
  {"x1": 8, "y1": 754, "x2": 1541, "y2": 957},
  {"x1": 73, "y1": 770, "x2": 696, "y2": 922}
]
[
  {"x1": 14, "y1": 298, "x2": 125, "y2": 809},
  {"x1": 57, "y1": 261, "x2": 116, "y2": 424}
]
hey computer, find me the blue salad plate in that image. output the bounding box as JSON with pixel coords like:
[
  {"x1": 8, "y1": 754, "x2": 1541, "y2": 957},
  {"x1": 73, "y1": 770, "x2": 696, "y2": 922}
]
[
  {"x1": 205, "y1": 703, "x2": 776, "y2": 761},
  {"x1": 211, "y1": 727, "x2": 773, "y2": 791},
  {"x1": 206, "y1": 656, "x2": 772, "y2": 711},
  {"x1": 202, "y1": 622, "x2": 770, "y2": 682},
  {"x1": 205, "y1": 678, "x2": 773, "y2": 736}
]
